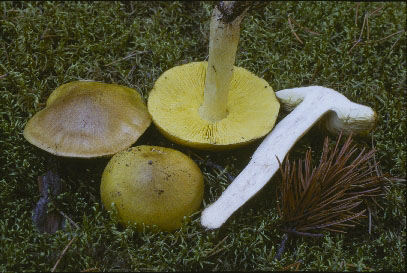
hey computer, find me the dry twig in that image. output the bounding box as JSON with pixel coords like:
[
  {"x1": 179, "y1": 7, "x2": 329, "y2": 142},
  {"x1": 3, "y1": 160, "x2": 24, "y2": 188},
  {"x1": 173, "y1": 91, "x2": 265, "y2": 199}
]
[
  {"x1": 281, "y1": 260, "x2": 302, "y2": 271},
  {"x1": 205, "y1": 236, "x2": 229, "y2": 257},
  {"x1": 390, "y1": 31, "x2": 404, "y2": 50},
  {"x1": 349, "y1": 3, "x2": 404, "y2": 53},
  {"x1": 288, "y1": 15, "x2": 303, "y2": 44},
  {"x1": 366, "y1": 30, "x2": 405, "y2": 45},
  {"x1": 289, "y1": 16, "x2": 320, "y2": 35},
  {"x1": 57, "y1": 208, "x2": 80, "y2": 230},
  {"x1": 0, "y1": 72, "x2": 9, "y2": 79},
  {"x1": 80, "y1": 267, "x2": 100, "y2": 272},
  {"x1": 369, "y1": 5, "x2": 385, "y2": 17},
  {"x1": 355, "y1": 3, "x2": 360, "y2": 26},
  {"x1": 51, "y1": 236, "x2": 77, "y2": 272},
  {"x1": 104, "y1": 51, "x2": 149, "y2": 66}
]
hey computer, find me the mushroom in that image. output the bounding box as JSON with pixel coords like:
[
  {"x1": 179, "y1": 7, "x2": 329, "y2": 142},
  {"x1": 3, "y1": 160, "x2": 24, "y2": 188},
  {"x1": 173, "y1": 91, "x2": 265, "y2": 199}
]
[
  {"x1": 201, "y1": 86, "x2": 377, "y2": 229},
  {"x1": 100, "y1": 145, "x2": 204, "y2": 231},
  {"x1": 24, "y1": 80, "x2": 151, "y2": 233},
  {"x1": 24, "y1": 81, "x2": 151, "y2": 158},
  {"x1": 147, "y1": 1, "x2": 280, "y2": 150}
]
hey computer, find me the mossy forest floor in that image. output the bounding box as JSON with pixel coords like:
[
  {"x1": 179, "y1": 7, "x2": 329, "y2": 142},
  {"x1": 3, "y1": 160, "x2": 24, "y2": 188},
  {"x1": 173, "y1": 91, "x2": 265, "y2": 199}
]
[{"x1": 1, "y1": 1, "x2": 406, "y2": 271}]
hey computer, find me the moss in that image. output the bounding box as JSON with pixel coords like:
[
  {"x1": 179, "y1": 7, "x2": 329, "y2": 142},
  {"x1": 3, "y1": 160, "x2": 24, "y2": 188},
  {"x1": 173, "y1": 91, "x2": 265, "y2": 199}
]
[{"x1": 0, "y1": 1, "x2": 405, "y2": 271}]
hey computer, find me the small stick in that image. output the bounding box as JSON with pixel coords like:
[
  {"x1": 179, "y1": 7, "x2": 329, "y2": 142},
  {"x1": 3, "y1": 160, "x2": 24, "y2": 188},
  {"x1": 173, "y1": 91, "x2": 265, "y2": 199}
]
[
  {"x1": 206, "y1": 236, "x2": 229, "y2": 257},
  {"x1": 309, "y1": 63, "x2": 320, "y2": 83},
  {"x1": 366, "y1": 13, "x2": 370, "y2": 42},
  {"x1": 371, "y1": 135, "x2": 382, "y2": 177},
  {"x1": 372, "y1": 195, "x2": 384, "y2": 210},
  {"x1": 347, "y1": 2, "x2": 358, "y2": 13},
  {"x1": 41, "y1": 35, "x2": 60, "y2": 40},
  {"x1": 346, "y1": 263, "x2": 374, "y2": 271},
  {"x1": 358, "y1": 12, "x2": 367, "y2": 42},
  {"x1": 288, "y1": 15, "x2": 303, "y2": 44},
  {"x1": 282, "y1": 228, "x2": 324, "y2": 237},
  {"x1": 80, "y1": 267, "x2": 100, "y2": 272},
  {"x1": 349, "y1": 14, "x2": 368, "y2": 53},
  {"x1": 51, "y1": 236, "x2": 77, "y2": 272},
  {"x1": 57, "y1": 208, "x2": 80, "y2": 230},
  {"x1": 365, "y1": 30, "x2": 405, "y2": 45},
  {"x1": 290, "y1": 16, "x2": 320, "y2": 35},
  {"x1": 355, "y1": 3, "x2": 360, "y2": 26},
  {"x1": 348, "y1": 39, "x2": 363, "y2": 53},
  {"x1": 104, "y1": 51, "x2": 149, "y2": 66},
  {"x1": 0, "y1": 72, "x2": 9, "y2": 79},
  {"x1": 128, "y1": 1, "x2": 136, "y2": 16},
  {"x1": 369, "y1": 5, "x2": 385, "y2": 17},
  {"x1": 390, "y1": 31, "x2": 405, "y2": 51},
  {"x1": 274, "y1": 233, "x2": 288, "y2": 260},
  {"x1": 40, "y1": 28, "x2": 49, "y2": 39},
  {"x1": 281, "y1": 260, "x2": 302, "y2": 271},
  {"x1": 367, "y1": 201, "x2": 372, "y2": 235}
]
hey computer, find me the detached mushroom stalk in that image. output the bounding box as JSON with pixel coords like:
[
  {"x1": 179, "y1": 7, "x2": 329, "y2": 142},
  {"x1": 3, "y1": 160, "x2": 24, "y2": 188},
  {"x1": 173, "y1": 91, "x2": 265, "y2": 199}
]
[{"x1": 201, "y1": 86, "x2": 377, "y2": 229}]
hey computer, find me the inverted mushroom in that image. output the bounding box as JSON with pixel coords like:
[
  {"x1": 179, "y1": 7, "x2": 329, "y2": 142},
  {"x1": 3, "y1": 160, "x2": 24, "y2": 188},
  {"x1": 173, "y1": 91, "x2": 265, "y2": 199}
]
[
  {"x1": 100, "y1": 145, "x2": 204, "y2": 231},
  {"x1": 24, "y1": 81, "x2": 151, "y2": 158},
  {"x1": 201, "y1": 86, "x2": 377, "y2": 229},
  {"x1": 147, "y1": 1, "x2": 280, "y2": 150}
]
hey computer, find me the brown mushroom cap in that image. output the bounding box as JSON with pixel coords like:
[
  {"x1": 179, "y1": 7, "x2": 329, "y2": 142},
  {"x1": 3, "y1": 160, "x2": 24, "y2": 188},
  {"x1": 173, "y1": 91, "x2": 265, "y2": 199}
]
[{"x1": 23, "y1": 81, "x2": 151, "y2": 158}]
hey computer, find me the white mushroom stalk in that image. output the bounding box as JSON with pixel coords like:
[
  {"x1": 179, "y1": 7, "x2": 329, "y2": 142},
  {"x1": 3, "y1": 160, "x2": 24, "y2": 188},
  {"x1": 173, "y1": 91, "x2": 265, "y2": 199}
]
[
  {"x1": 199, "y1": 1, "x2": 249, "y2": 122},
  {"x1": 201, "y1": 86, "x2": 377, "y2": 229}
]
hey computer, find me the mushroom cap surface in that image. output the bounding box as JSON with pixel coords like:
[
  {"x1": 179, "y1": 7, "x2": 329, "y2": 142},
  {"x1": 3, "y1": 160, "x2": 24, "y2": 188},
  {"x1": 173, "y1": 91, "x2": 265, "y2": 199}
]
[
  {"x1": 23, "y1": 81, "x2": 151, "y2": 158},
  {"x1": 100, "y1": 145, "x2": 204, "y2": 231},
  {"x1": 147, "y1": 62, "x2": 280, "y2": 150}
]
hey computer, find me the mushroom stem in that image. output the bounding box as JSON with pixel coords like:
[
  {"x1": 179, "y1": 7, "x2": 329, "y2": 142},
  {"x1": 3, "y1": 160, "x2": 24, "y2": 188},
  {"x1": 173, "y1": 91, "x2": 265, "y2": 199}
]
[
  {"x1": 201, "y1": 86, "x2": 376, "y2": 229},
  {"x1": 199, "y1": 1, "x2": 250, "y2": 122}
]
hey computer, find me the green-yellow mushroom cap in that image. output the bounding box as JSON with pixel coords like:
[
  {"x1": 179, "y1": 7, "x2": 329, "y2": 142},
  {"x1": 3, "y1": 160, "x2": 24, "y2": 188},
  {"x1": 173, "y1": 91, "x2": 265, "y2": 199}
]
[
  {"x1": 100, "y1": 145, "x2": 204, "y2": 231},
  {"x1": 23, "y1": 81, "x2": 151, "y2": 158},
  {"x1": 147, "y1": 62, "x2": 280, "y2": 150}
]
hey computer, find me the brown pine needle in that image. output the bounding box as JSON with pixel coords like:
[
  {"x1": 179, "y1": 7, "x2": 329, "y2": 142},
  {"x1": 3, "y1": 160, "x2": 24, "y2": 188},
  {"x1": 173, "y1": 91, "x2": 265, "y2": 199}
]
[
  {"x1": 281, "y1": 260, "x2": 302, "y2": 271},
  {"x1": 390, "y1": 30, "x2": 405, "y2": 50},
  {"x1": 51, "y1": 236, "x2": 77, "y2": 272},
  {"x1": 276, "y1": 133, "x2": 389, "y2": 236},
  {"x1": 369, "y1": 5, "x2": 385, "y2": 17},
  {"x1": 288, "y1": 15, "x2": 303, "y2": 44},
  {"x1": 80, "y1": 267, "x2": 100, "y2": 272},
  {"x1": 205, "y1": 236, "x2": 229, "y2": 257},
  {"x1": 57, "y1": 208, "x2": 80, "y2": 230},
  {"x1": 289, "y1": 16, "x2": 320, "y2": 35},
  {"x1": 0, "y1": 72, "x2": 9, "y2": 79},
  {"x1": 358, "y1": 12, "x2": 367, "y2": 41},
  {"x1": 365, "y1": 30, "x2": 405, "y2": 45},
  {"x1": 355, "y1": 3, "x2": 360, "y2": 26}
]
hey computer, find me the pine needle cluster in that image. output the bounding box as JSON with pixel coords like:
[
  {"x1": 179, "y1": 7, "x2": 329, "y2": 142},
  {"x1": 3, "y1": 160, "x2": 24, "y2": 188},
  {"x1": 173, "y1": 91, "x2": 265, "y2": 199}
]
[{"x1": 276, "y1": 133, "x2": 387, "y2": 237}]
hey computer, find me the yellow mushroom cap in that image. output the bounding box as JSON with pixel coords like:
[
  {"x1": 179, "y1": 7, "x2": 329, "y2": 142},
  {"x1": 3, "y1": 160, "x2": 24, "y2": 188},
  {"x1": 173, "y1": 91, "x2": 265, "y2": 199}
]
[
  {"x1": 147, "y1": 62, "x2": 280, "y2": 150},
  {"x1": 23, "y1": 81, "x2": 151, "y2": 158},
  {"x1": 100, "y1": 145, "x2": 204, "y2": 231}
]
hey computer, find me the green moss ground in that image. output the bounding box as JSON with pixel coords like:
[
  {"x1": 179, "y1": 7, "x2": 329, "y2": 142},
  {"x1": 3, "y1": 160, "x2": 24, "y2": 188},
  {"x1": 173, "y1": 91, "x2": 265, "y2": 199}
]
[{"x1": 0, "y1": 1, "x2": 405, "y2": 271}]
